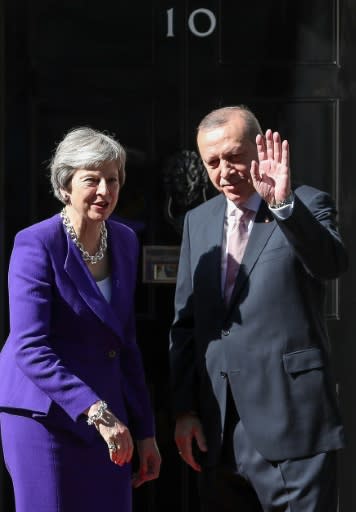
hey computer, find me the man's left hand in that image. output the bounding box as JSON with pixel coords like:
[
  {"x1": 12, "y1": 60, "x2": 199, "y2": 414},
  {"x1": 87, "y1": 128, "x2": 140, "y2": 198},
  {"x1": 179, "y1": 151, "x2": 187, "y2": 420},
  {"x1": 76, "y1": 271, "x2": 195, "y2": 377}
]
[{"x1": 250, "y1": 129, "x2": 291, "y2": 206}]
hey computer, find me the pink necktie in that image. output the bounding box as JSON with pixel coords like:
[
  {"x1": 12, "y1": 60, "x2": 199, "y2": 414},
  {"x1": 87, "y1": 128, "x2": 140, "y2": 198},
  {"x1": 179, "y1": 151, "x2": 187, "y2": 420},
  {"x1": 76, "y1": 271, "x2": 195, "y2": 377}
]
[{"x1": 224, "y1": 208, "x2": 252, "y2": 304}]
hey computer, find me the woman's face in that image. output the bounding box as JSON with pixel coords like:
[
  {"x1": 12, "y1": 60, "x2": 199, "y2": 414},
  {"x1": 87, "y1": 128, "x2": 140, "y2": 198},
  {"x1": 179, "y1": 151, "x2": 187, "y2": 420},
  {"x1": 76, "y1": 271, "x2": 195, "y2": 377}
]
[{"x1": 64, "y1": 161, "x2": 120, "y2": 223}]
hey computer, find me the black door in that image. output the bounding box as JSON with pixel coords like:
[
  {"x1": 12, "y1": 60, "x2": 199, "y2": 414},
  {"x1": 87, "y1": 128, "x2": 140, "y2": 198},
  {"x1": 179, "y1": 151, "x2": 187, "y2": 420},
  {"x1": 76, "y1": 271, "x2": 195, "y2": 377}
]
[{"x1": 1, "y1": 1, "x2": 356, "y2": 511}]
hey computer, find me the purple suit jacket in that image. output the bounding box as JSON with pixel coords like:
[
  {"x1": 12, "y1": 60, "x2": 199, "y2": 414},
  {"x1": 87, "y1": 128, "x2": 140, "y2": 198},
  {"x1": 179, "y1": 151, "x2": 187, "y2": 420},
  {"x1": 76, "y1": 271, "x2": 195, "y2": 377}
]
[{"x1": 0, "y1": 214, "x2": 154, "y2": 442}]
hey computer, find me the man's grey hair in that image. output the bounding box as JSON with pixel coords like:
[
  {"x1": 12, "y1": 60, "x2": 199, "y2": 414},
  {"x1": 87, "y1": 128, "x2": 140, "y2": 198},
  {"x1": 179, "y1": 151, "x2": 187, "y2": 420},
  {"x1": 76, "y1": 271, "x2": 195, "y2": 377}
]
[
  {"x1": 197, "y1": 105, "x2": 263, "y2": 143},
  {"x1": 49, "y1": 126, "x2": 126, "y2": 204}
]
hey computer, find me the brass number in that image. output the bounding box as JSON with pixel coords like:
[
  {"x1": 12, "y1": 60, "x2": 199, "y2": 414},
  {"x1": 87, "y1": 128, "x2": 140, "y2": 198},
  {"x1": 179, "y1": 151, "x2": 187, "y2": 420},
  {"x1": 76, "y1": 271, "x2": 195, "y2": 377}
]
[
  {"x1": 166, "y1": 8, "x2": 216, "y2": 38},
  {"x1": 166, "y1": 7, "x2": 174, "y2": 37}
]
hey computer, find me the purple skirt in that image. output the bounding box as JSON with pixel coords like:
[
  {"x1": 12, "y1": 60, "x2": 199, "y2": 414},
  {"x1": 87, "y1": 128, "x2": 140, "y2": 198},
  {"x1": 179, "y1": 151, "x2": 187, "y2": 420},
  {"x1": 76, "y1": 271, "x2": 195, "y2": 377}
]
[{"x1": 0, "y1": 412, "x2": 132, "y2": 512}]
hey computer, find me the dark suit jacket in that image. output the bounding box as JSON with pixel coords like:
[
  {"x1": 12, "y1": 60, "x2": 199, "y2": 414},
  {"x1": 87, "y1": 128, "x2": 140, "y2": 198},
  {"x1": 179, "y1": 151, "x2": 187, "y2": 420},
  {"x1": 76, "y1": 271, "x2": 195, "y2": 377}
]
[
  {"x1": 0, "y1": 214, "x2": 154, "y2": 442},
  {"x1": 170, "y1": 185, "x2": 348, "y2": 465}
]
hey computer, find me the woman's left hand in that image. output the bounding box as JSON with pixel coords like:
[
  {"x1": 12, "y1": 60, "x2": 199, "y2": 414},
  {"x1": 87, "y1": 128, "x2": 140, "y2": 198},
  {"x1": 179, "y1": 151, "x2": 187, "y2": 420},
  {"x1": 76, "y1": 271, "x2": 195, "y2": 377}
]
[{"x1": 132, "y1": 437, "x2": 162, "y2": 488}]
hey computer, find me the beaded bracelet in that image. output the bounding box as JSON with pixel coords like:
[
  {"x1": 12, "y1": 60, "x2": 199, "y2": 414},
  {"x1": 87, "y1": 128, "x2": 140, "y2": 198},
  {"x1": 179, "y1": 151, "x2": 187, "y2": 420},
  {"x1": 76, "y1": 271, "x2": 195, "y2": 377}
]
[{"x1": 86, "y1": 400, "x2": 108, "y2": 426}]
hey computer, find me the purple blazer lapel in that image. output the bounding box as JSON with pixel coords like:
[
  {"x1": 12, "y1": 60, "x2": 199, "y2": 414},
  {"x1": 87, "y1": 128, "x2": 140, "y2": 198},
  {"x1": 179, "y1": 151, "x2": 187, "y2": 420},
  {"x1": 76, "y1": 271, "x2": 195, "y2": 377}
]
[
  {"x1": 63, "y1": 231, "x2": 126, "y2": 343},
  {"x1": 107, "y1": 222, "x2": 136, "y2": 316}
]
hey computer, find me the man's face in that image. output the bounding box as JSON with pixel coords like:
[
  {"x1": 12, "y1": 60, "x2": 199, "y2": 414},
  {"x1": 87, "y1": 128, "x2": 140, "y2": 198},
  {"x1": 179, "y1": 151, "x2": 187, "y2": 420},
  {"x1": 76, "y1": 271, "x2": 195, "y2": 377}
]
[{"x1": 197, "y1": 113, "x2": 257, "y2": 205}]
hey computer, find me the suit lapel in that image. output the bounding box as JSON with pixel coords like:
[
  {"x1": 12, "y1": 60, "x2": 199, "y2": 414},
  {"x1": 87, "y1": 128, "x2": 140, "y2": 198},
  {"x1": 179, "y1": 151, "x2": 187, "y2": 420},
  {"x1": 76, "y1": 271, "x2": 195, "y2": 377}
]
[
  {"x1": 227, "y1": 201, "x2": 276, "y2": 309},
  {"x1": 205, "y1": 196, "x2": 226, "y2": 298},
  {"x1": 63, "y1": 227, "x2": 125, "y2": 342}
]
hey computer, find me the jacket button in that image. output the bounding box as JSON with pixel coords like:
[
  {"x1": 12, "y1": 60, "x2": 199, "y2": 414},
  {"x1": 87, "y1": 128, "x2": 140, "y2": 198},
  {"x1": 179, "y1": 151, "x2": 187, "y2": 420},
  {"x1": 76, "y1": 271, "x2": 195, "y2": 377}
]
[
  {"x1": 220, "y1": 371, "x2": 227, "y2": 379},
  {"x1": 222, "y1": 329, "x2": 230, "y2": 336},
  {"x1": 108, "y1": 350, "x2": 117, "y2": 359}
]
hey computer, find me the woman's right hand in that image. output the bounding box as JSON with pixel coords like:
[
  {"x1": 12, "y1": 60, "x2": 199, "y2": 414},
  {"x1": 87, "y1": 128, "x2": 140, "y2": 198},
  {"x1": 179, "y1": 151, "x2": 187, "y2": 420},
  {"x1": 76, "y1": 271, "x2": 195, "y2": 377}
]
[{"x1": 86, "y1": 402, "x2": 134, "y2": 466}]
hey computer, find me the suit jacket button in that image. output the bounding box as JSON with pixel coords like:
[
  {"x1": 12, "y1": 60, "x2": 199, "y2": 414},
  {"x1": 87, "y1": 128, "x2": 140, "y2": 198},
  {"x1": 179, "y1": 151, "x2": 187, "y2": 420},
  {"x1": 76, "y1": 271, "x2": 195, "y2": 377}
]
[
  {"x1": 220, "y1": 371, "x2": 227, "y2": 379},
  {"x1": 222, "y1": 329, "x2": 230, "y2": 336},
  {"x1": 108, "y1": 349, "x2": 117, "y2": 358}
]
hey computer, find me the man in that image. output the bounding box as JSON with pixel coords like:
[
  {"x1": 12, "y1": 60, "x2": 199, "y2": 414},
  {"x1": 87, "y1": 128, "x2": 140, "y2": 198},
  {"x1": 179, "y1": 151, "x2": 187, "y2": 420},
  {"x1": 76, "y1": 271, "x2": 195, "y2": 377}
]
[{"x1": 169, "y1": 105, "x2": 348, "y2": 511}]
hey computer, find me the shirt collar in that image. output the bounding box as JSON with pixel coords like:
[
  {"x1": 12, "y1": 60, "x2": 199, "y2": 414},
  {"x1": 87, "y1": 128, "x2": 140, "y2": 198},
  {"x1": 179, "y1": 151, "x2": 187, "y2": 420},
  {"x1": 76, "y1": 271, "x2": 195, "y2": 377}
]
[{"x1": 226, "y1": 192, "x2": 261, "y2": 217}]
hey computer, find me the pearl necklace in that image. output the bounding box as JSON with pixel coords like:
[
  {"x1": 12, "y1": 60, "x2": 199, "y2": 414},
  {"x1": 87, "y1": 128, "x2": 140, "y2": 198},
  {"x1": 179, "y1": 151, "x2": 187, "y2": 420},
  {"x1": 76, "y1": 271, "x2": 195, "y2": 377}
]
[{"x1": 60, "y1": 208, "x2": 107, "y2": 264}]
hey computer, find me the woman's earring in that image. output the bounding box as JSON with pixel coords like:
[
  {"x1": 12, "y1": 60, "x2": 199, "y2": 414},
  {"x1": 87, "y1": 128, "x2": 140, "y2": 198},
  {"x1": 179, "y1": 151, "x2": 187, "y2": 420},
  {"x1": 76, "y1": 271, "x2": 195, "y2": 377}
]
[{"x1": 64, "y1": 194, "x2": 71, "y2": 205}]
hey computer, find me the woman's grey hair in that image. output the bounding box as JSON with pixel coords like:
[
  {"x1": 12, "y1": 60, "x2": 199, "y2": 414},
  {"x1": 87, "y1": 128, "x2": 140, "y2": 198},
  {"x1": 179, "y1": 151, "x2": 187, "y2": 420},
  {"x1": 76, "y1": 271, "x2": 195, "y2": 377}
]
[
  {"x1": 197, "y1": 105, "x2": 263, "y2": 143},
  {"x1": 49, "y1": 126, "x2": 126, "y2": 204}
]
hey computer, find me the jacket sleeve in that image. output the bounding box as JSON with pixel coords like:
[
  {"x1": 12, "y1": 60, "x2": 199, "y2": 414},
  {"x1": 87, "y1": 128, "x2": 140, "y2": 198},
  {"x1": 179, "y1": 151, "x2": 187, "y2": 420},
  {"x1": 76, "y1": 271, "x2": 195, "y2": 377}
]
[
  {"x1": 121, "y1": 312, "x2": 156, "y2": 439},
  {"x1": 8, "y1": 230, "x2": 100, "y2": 421},
  {"x1": 276, "y1": 190, "x2": 348, "y2": 279},
  {"x1": 117, "y1": 230, "x2": 155, "y2": 439},
  {"x1": 169, "y1": 212, "x2": 199, "y2": 416}
]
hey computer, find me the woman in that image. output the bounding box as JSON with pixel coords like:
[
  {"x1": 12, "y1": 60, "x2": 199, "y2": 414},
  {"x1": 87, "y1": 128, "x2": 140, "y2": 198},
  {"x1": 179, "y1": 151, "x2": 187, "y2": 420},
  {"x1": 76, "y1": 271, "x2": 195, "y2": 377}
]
[{"x1": 0, "y1": 127, "x2": 161, "y2": 511}]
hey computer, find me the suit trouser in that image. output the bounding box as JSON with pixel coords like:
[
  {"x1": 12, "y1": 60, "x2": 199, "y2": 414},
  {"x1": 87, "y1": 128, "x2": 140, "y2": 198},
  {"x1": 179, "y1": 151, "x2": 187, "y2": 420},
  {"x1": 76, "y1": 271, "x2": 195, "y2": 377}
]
[{"x1": 198, "y1": 385, "x2": 338, "y2": 512}]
